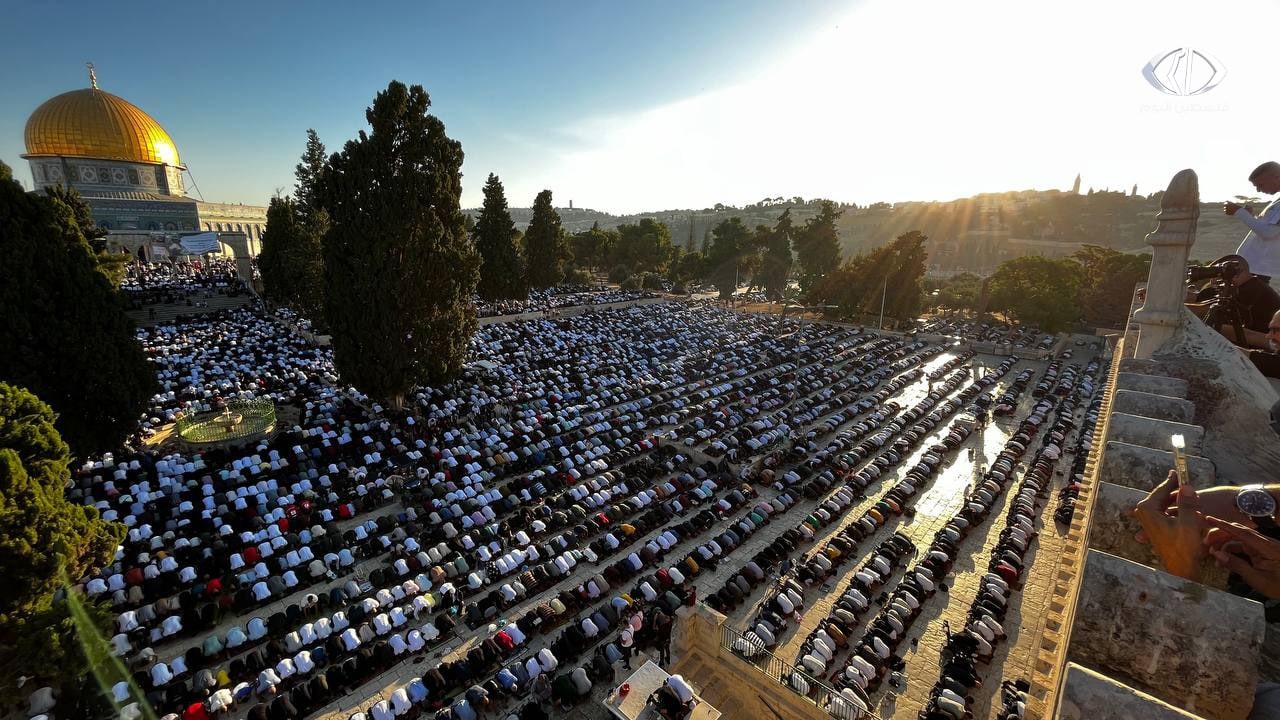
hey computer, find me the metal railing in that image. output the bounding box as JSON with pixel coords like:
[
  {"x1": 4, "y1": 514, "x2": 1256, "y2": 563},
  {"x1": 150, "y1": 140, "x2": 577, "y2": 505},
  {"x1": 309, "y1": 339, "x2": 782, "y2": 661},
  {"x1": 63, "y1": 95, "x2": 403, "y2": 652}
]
[{"x1": 719, "y1": 624, "x2": 864, "y2": 719}]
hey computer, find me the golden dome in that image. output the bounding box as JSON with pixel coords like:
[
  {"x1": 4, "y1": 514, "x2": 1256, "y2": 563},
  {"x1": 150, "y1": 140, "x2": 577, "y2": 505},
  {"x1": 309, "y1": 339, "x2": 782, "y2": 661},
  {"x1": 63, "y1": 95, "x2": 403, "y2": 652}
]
[{"x1": 23, "y1": 87, "x2": 183, "y2": 167}]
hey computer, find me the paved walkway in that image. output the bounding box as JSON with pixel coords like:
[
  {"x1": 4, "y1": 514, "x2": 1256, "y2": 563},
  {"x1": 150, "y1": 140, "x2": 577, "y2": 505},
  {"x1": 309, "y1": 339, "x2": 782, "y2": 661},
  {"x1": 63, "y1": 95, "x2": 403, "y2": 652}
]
[{"x1": 720, "y1": 351, "x2": 1098, "y2": 719}]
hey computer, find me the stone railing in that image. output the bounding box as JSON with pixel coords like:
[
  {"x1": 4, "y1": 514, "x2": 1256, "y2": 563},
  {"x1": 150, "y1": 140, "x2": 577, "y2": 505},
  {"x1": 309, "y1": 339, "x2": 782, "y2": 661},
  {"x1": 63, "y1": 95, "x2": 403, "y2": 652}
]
[{"x1": 1027, "y1": 168, "x2": 1278, "y2": 720}]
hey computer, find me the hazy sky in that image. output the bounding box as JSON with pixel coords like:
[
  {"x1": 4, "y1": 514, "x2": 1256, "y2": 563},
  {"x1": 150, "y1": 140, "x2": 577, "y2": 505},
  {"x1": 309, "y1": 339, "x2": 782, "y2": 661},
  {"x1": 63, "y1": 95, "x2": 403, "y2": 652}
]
[{"x1": 0, "y1": 0, "x2": 1272, "y2": 213}]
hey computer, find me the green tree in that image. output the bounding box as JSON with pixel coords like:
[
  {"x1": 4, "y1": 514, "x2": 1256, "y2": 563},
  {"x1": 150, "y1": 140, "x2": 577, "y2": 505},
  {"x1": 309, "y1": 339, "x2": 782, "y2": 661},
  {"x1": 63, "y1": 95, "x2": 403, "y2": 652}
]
[
  {"x1": 812, "y1": 231, "x2": 928, "y2": 320},
  {"x1": 611, "y1": 218, "x2": 675, "y2": 275},
  {"x1": 706, "y1": 217, "x2": 751, "y2": 299},
  {"x1": 524, "y1": 190, "x2": 566, "y2": 289},
  {"x1": 321, "y1": 81, "x2": 479, "y2": 407},
  {"x1": 793, "y1": 199, "x2": 843, "y2": 293},
  {"x1": 473, "y1": 173, "x2": 526, "y2": 301},
  {"x1": 43, "y1": 184, "x2": 128, "y2": 286},
  {"x1": 757, "y1": 209, "x2": 794, "y2": 300},
  {"x1": 0, "y1": 382, "x2": 125, "y2": 693},
  {"x1": 988, "y1": 255, "x2": 1085, "y2": 331},
  {"x1": 258, "y1": 196, "x2": 324, "y2": 319},
  {"x1": 935, "y1": 272, "x2": 983, "y2": 311},
  {"x1": 1072, "y1": 245, "x2": 1150, "y2": 327},
  {"x1": 259, "y1": 131, "x2": 327, "y2": 322},
  {"x1": 569, "y1": 222, "x2": 618, "y2": 271},
  {"x1": 668, "y1": 250, "x2": 707, "y2": 288},
  {"x1": 0, "y1": 173, "x2": 153, "y2": 454},
  {"x1": 294, "y1": 128, "x2": 327, "y2": 219}
]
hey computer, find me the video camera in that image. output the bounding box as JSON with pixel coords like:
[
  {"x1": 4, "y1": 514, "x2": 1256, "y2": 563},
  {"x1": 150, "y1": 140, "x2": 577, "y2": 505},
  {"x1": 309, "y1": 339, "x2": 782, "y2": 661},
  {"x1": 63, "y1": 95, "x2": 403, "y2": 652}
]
[
  {"x1": 1187, "y1": 259, "x2": 1243, "y2": 284},
  {"x1": 1188, "y1": 258, "x2": 1246, "y2": 345}
]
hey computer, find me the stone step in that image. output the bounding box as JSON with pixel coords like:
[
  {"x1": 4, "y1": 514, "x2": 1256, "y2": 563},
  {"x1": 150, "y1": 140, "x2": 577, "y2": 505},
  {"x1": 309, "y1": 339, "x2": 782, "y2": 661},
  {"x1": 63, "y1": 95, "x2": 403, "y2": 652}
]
[
  {"x1": 1112, "y1": 389, "x2": 1195, "y2": 423},
  {"x1": 1099, "y1": 441, "x2": 1214, "y2": 490},
  {"x1": 1116, "y1": 372, "x2": 1189, "y2": 399},
  {"x1": 1105, "y1": 412, "x2": 1204, "y2": 455}
]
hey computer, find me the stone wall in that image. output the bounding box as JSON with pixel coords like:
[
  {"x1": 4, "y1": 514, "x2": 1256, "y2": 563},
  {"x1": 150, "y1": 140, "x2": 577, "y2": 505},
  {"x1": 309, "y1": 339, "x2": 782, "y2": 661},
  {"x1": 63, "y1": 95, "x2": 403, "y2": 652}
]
[{"x1": 1067, "y1": 550, "x2": 1264, "y2": 720}]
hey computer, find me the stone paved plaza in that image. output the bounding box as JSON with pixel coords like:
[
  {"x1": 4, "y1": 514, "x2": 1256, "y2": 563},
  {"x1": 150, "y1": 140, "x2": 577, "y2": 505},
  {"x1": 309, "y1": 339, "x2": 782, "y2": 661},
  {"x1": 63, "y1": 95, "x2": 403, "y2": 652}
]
[{"x1": 67, "y1": 289, "x2": 1102, "y2": 720}]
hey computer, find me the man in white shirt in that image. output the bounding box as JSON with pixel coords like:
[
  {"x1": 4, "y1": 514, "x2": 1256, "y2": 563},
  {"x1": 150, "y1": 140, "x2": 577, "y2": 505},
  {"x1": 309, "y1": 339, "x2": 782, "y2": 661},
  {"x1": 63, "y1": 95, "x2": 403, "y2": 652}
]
[{"x1": 1229, "y1": 161, "x2": 1280, "y2": 281}]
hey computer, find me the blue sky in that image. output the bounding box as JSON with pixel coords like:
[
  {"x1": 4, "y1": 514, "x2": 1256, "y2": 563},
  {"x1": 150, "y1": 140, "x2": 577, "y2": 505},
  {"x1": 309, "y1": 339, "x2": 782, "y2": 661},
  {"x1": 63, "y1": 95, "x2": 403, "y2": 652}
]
[
  {"x1": 2, "y1": 0, "x2": 1276, "y2": 213},
  {"x1": 0, "y1": 0, "x2": 842, "y2": 210}
]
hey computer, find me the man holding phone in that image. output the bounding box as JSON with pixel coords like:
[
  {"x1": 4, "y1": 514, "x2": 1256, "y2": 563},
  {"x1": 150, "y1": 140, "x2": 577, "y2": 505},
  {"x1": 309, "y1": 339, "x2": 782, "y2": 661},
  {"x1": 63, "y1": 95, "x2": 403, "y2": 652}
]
[{"x1": 1227, "y1": 161, "x2": 1280, "y2": 284}]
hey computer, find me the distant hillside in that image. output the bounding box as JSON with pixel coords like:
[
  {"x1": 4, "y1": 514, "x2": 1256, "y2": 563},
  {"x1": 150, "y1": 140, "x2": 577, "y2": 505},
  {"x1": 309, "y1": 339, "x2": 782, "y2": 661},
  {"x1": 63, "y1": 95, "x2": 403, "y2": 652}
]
[{"x1": 468, "y1": 190, "x2": 1249, "y2": 274}]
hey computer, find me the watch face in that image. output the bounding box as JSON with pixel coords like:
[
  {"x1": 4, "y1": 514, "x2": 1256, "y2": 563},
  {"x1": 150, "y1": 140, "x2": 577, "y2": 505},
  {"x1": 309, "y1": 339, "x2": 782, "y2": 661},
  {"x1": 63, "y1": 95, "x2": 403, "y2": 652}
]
[{"x1": 1239, "y1": 488, "x2": 1277, "y2": 518}]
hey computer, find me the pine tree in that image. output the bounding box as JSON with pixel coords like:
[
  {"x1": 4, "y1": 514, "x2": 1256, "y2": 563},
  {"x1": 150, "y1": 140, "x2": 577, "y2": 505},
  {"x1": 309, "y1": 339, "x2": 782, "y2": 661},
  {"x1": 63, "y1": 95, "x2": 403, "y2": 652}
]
[
  {"x1": 0, "y1": 382, "x2": 124, "y2": 690},
  {"x1": 758, "y1": 209, "x2": 794, "y2": 301},
  {"x1": 524, "y1": 190, "x2": 566, "y2": 289},
  {"x1": 259, "y1": 196, "x2": 324, "y2": 320},
  {"x1": 294, "y1": 129, "x2": 327, "y2": 219},
  {"x1": 0, "y1": 167, "x2": 154, "y2": 454},
  {"x1": 473, "y1": 174, "x2": 526, "y2": 300},
  {"x1": 707, "y1": 217, "x2": 750, "y2": 299},
  {"x1": 321, "y1": 81, "x2": 479, "y2": 407},
  {"x1": 794, "y1": 200, "x2": 843, "y2": 294}
]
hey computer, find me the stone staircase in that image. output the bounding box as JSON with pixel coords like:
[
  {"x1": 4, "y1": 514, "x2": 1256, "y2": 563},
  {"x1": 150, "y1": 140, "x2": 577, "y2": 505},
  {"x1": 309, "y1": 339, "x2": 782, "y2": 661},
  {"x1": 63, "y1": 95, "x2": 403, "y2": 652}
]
[
  {"x1": 667, "y1": 606, "x2": 832, "y2": 720},
  {"x1": 1028, "y1": 339, "x2": 1270, "y2": 720},
  {"x1": 126, "y1": 293, "x2": 253, "y2": 327}
]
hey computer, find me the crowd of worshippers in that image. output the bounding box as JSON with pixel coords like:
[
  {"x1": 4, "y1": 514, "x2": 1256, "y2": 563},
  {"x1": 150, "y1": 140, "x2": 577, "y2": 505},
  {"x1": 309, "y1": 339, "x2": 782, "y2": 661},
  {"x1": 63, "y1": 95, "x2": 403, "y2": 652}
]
[
  {"x1": 473, "y1": 287, "x2": 654, "y2": 318},
  {"x1": 712, "y1": 351, "x2": 1104, "y2": 720},
  {"x1": 916, "y1": 367, "x2": 1099, "y2": 720},
  {"x1": 47, "y1": 301, "x2": 981, "y2": 720},
  {"x1": 122, "y1": 259, "x2": 246, "y2": 309},
  {"x1": 914, "y1": 318, "x2": 1055, "y2": 351}
]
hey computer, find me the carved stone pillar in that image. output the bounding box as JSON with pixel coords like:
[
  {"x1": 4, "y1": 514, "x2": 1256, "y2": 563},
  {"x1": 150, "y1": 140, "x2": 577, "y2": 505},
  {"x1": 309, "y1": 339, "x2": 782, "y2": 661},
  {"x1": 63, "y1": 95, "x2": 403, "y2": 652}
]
[{"x1": 1132, "y1": 170, "x2": 1199, "y2": 359}]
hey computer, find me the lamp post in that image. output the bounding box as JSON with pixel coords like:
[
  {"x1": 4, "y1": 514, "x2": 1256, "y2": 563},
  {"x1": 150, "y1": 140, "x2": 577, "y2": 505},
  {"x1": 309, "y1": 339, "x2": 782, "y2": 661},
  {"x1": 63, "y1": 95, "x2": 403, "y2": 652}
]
[
  {"x1": 879, "y1": 277, "x2": 888, "y2": 330},
  {"x1": 878, "y1": 249, "x2": 902, "y2": 331}
]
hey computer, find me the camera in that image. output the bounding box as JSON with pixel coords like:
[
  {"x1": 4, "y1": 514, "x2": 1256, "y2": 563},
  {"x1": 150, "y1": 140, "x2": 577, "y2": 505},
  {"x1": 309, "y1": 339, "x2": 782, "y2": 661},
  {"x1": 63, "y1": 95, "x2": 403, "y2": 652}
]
[
  {"x1": 1187, "y1": 259, "x2": 1242, "y2": 283},
  {"x1": 1188, "y1": 258, "x2": 1246, "y2": 344}
]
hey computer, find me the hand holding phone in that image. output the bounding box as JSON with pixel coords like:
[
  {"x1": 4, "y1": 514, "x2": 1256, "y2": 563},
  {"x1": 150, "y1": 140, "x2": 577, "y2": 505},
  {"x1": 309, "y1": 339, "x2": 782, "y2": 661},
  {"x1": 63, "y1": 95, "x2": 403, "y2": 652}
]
[{"x1": 1171, "y1": 435, "x2": 1188, "y2": 487}]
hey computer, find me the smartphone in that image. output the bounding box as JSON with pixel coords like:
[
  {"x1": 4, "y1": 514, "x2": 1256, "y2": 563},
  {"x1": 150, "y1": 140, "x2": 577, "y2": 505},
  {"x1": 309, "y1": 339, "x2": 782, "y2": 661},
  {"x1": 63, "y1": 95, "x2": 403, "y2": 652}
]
[{"x1": 1171, "y1": 434, "x2": 1188, "y2": 487}]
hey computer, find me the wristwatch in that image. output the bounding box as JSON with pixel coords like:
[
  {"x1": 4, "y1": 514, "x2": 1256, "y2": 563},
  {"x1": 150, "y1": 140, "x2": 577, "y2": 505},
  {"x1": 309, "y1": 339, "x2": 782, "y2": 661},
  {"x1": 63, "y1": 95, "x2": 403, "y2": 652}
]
[{"x1": 1236, "y1": 485, "x2": 1280, "y2": 538}]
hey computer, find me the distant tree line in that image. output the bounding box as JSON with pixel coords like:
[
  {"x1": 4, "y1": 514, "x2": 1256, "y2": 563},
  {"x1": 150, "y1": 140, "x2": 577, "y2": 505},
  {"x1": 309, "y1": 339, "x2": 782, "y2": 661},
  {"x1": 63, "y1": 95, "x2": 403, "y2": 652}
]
[{"x1": 927, "y1": 244, "x2": 1150, "y2": 331}]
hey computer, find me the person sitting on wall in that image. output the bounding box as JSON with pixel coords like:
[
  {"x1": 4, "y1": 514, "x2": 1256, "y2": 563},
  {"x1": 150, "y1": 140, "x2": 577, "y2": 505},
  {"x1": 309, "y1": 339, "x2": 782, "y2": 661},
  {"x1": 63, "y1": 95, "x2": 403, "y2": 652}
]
[{"x1": 1185, "y1": 255, "x2": 1280, "y2": 348}]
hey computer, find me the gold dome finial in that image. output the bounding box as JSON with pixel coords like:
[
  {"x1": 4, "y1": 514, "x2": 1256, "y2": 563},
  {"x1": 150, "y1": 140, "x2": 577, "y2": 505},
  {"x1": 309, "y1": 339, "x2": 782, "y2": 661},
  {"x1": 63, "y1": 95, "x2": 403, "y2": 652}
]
[{"x1": 87, "y1": 62, "x2": 97, "y2": 90}]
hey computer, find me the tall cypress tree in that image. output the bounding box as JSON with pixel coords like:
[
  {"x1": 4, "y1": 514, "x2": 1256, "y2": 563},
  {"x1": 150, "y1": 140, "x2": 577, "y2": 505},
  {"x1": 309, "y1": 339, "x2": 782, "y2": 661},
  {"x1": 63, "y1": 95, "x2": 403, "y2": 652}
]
[
  {"x1": 0, "y1": 163, "x2": 154, "y2": 454},
  {"x1": 795, "y1": 199, "x2": 843, "y2": 295},
  {"x1": 524, "y1": 189, "x2": 565, "y2": 290},
  {"x1": 258, "y1": 195, "x2": 323, "y2": 320},
  {"x1": 473, "y1": 174, "x2": 525, "y2": 300},
  {"x1": 758, "y1": 209, "x2": 794, "y2": 301},
  {"x1": 321, "y1": 81, "x2": 479, "y2": 407},
  {"x1": 707, "y1": 217, "x2": 750, "y2": 299},
  {"x1": 294, "y1": 129, "x2": 327, "y2": 219}
]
